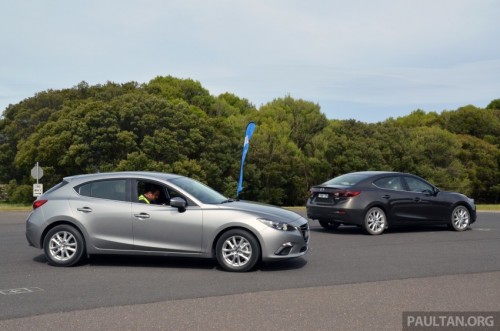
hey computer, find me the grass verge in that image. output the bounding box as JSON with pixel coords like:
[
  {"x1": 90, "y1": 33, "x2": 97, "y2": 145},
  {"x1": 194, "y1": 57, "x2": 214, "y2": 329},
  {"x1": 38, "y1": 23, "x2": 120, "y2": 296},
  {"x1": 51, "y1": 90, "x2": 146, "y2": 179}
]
[
  {"x1": 0, "y1": 202, "x2": 31, "y2": 211},
  {"x1": 477, "y1": 204, "x2": 500, "y2": 211}
]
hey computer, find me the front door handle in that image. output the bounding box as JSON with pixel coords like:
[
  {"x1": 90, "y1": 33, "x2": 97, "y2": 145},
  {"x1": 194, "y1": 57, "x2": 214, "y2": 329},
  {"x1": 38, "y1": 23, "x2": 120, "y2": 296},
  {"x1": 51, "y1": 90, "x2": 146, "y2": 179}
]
[
  {"x1": 77, "y1": 207, "x2": 92, "y2": 213},
  {"x1": 382, "y1": 195, "x2": 390, "y2": 199},
  {"x1": 414, "y1": 197, "x2": 421, "y2": 202},
  {"x1": 134, "y1": 213, "x2": 150, "y2": 219}
]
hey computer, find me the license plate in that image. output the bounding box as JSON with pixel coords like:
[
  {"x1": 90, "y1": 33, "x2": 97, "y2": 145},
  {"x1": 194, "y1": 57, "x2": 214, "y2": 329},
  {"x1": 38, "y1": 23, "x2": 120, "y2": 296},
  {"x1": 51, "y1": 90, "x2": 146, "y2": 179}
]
[{"x1": 318, "y1": 193, "x2": 329, "y2": 199}]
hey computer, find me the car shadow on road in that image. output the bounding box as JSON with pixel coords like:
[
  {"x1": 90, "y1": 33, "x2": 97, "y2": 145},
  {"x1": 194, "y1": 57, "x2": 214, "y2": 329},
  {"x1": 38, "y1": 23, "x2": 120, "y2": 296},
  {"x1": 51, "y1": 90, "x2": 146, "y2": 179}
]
[
  {"x1": 33, "y1": 253, "x2": 217, "y2": 270},
  {"x1": 259, "y1": 257, "x2": 307, "y2": 272},
  {"x1": 32, "y1": 253, "x2": 308, "y2": 272},
  {"x1": 309, "y1": 223, "x2": 453, "y2": 235},
  {"x1": 91, "y1": 255, "x2": 220, "y2": 270}
]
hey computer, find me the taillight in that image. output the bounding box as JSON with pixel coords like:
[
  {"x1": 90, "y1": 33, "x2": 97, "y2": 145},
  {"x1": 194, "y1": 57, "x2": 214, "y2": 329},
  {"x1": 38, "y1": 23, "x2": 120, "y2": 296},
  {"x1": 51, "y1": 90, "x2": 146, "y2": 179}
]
[
  {"x1": 33, "y1": 200, "x2": 48, "y2": 209},
  {"x1": 335, "y1": 191, "x2": 361, "y2": 198}
]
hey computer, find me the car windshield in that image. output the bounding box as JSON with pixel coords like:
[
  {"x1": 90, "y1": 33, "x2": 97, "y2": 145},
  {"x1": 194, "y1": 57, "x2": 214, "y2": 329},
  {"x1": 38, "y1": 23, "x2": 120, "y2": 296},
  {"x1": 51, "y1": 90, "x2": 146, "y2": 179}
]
[
  {"x1": 323, "y1": 173, "x2": 370, "y2": 187},
  {"x1": 169, "y1": 176, "x2": 228, "y2": 204}
]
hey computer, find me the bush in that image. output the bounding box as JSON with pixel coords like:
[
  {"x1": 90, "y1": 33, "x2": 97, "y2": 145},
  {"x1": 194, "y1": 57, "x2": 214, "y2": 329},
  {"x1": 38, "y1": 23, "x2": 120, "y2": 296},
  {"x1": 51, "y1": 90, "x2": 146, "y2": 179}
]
[
  {"x1": 0, "y1": 184, "x2": 7, "y2": 201},
  {"x1": 7, "y1": 181, "x2": 33, "y2": 203}
]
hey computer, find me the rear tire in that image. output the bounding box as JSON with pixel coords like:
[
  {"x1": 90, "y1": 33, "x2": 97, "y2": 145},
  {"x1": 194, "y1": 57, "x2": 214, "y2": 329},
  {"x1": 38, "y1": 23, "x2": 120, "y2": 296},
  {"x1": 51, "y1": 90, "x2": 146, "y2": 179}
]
[
  {"x1": 363, "y1": 207, "x2": 387, "y2": 235},
  {"x1": 319, "y1": 220, "x2": 340, "y2": 231},
  {"x1": 43, "y1": 225, "x2": 86, "y2": 267}
]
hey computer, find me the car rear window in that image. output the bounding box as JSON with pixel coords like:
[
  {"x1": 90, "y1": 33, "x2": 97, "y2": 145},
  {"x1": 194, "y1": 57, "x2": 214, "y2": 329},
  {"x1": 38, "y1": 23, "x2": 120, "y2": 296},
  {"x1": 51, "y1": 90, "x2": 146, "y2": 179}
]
[
  {"x1": 75, "y1": 179, "x2": 128, "y2": 202},
  {"x1": 323, "y1": 173, "x2": 370, "y2": 187}
]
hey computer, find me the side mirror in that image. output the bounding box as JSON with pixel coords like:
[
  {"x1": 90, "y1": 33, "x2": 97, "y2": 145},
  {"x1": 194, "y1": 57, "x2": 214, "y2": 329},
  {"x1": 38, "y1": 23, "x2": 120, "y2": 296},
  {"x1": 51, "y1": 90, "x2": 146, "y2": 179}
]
[
  {"x1": 170, "y1": 197, "x2": 187, "y2": 213},
  {"x1": 423, "y1": 188, "x2": 439, "y2": 196},
  {"x1": 422, "y1": 189, "x2": 433, "y2": 196}
]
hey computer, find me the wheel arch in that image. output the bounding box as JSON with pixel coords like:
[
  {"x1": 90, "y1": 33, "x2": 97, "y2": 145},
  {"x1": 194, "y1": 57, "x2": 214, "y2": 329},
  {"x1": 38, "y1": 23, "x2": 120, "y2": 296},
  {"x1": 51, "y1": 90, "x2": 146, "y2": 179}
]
[
  {"x1": 363, "y1": 203, "x2": 391, "y2": 226},
  {"x1": 451, "y1": 202, "x2": 473, "y2": 215},
  {"x1": 40, "y1": 221, "x2": 87, "y2": 250}
]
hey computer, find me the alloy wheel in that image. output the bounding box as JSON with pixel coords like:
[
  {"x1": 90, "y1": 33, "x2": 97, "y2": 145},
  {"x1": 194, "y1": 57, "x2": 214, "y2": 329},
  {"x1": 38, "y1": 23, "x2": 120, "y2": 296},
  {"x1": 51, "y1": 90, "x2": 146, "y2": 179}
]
[
  {"x1": 221, "y1": 235, "x2": 252, "y2": 268},
  {"x1": 364, "y1": 207, "x2": 386, "y2": 235},
  {"x1": 452, "y1": 206, "x2": 470, "y2": 231},
  {"x1": 48, "y1": 231, "x2": 78, "y2": 262}
]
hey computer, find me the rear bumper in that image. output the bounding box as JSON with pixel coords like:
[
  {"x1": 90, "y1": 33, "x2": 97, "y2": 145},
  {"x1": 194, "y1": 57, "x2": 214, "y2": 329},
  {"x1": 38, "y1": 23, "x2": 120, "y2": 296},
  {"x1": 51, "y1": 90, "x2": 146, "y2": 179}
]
[
  {"x1": 25, "y1": 210, "x2": 44, "y2": 249},
  {"x1": 26, "y1": 231, "x2": 36, "y2": 247},
  {"x1": 306, "y1": 204, "x2": 364, "y2": 226}
]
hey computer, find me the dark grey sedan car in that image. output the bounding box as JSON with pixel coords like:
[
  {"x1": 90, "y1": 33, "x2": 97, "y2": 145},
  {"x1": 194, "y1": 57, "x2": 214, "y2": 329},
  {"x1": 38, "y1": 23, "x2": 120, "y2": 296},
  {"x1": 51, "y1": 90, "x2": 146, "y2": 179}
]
[
  {"x1": 26, "y1": 172, "x2": 309, "y2": 272},
  {"x1": 306, "y1": 171, "x2": 476, "y2": 235}
]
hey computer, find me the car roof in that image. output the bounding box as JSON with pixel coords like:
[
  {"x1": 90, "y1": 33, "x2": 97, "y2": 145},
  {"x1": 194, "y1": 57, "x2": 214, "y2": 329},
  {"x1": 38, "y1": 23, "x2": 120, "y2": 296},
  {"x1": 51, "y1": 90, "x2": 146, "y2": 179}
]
[
  {"x1": 63, "y1": 171, "x2": 182, "y2": 183},
  {"x1": 347, "y1": 171, "x2": 399, "y2": 176}
]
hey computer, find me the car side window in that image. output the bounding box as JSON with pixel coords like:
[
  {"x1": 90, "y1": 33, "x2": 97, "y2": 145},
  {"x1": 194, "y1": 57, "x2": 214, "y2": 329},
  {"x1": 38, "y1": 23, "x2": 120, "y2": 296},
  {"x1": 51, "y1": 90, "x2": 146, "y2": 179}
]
[
  {"x1": 405, "y1": 177, "x2": 433, "y2": 193},
  {"x1": 136, "y1": 181, "x2": 165, "y2": 205},
  {"x1": 76, "y1": 180, "x2": 128, "y2": 202},
  {"x1": 136, "y1": 181, "x2": 185, "y2": 206},
  {"x1": 373, "y1": 176, "x2": 403, "y2": 191}
]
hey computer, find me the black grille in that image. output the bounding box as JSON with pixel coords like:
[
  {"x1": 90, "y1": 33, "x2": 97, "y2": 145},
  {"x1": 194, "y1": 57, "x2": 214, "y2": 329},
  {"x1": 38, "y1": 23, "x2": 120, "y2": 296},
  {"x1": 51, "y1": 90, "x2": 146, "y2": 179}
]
[{"x1": 300, "y1": 223, "x2": 310, "y2": 243}]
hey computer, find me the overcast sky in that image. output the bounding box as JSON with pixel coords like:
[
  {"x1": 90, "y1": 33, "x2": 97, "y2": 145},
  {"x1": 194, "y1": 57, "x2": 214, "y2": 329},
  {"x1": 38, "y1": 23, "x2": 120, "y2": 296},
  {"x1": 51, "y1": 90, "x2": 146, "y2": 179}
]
[{"x1": 1, "y1": 0, "x2": 499, "y2": 122}]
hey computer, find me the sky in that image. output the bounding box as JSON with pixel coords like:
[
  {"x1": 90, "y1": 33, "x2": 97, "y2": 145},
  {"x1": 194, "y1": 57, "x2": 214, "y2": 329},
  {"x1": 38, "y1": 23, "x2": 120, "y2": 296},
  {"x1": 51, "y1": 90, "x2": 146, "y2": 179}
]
[{"x1": 1, "y1": 0, "x2": 499, "y2": 123}]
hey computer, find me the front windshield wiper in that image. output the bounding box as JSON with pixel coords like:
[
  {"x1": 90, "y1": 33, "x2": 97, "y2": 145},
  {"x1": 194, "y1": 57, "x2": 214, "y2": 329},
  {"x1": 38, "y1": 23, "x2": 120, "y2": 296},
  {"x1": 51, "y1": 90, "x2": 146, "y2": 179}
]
[{"x1": 220, "y1": 198, "x2": 236, "y2": 204}]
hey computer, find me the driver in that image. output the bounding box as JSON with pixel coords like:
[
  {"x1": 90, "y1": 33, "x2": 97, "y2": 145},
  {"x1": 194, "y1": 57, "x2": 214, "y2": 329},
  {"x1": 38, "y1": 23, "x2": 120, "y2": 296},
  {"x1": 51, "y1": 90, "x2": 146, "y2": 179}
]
[{"x1": 138, "y1": 185, "x2": 161, "y2": 204}]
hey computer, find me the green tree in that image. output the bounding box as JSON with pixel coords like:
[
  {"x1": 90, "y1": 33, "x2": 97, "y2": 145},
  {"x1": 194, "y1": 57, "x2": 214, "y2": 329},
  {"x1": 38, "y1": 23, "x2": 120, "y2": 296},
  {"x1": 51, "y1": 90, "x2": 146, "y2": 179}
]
[
  {"x1": 1, "y1": 78, "x2": 499, "y2": 204},
  {"x1": 258, "y1": 96, "x2": 328, "y2": 151},
  {"x1": 458, "y1": 135, "x2": 500, "y2": 202},
  {"x1": 440, "y1": 105, "x2": 500, "y2": 143},
  {"x1": 406, "y1": 126, "x2": 470, "y2": 193}
]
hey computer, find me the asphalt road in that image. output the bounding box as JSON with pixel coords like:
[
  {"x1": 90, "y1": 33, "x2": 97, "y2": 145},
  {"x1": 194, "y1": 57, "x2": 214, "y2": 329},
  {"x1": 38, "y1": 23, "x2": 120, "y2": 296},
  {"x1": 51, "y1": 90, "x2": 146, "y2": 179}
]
[{"x1": 0, "y1": 210, "x2": 499, "y2": 330}]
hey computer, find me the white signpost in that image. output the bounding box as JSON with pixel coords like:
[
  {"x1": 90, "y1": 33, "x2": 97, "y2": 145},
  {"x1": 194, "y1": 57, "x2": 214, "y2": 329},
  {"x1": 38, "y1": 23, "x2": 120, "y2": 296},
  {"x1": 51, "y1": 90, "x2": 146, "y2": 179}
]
[
  {"x1": 31, "y1": 162, "x2": 44, "y2": 197},
  {"x1": 33, "y1": 184, "x2": 43, "y2": 197}
]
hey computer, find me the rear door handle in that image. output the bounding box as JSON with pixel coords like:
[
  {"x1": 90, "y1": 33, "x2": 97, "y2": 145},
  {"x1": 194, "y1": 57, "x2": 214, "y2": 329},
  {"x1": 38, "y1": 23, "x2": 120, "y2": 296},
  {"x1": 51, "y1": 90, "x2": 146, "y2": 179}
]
[
  {"x1": 134, "y1": 213, "x2": 150, "y2": 219},
  {"x1": 383, "y1": 195, "x2": 390, "y2": 199},
  {"x1": 414, "y1": 197, "x2": 421, "y2": 202},
  {"x1": 77, "y1": 207, "x2": 92, "y2": 213}
]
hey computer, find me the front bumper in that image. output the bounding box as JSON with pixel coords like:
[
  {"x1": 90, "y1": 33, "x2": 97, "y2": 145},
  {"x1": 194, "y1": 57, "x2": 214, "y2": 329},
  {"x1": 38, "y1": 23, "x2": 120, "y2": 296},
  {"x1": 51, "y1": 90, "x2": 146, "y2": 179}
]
[
  {"x1": 260, "y1": 223, "x2": 309, "y2": 262},
  {"x1": 470, "y1": 207, "x2": 477, "y2": 224}
]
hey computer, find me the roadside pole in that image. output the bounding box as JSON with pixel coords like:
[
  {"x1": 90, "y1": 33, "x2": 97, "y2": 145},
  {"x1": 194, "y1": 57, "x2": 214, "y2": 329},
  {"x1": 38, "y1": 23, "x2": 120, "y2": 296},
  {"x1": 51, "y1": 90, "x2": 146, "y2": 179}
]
[{"x1": 31, "y1": 162, "x2": 44, "y2": 197}]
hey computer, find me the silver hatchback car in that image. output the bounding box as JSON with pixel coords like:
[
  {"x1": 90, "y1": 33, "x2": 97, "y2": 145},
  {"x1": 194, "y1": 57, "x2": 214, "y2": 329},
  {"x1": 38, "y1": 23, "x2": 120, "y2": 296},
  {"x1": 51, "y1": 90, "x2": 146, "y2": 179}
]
[{"x1": 26, "y1": 172, "x2": 309, "y2": 272}]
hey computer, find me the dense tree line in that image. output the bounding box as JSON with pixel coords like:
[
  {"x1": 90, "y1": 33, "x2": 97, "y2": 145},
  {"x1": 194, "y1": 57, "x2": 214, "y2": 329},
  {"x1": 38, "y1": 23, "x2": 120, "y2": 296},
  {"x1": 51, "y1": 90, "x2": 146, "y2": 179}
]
[{"x1": 1, "y1": 76, "x2": 499, "y2": 204}]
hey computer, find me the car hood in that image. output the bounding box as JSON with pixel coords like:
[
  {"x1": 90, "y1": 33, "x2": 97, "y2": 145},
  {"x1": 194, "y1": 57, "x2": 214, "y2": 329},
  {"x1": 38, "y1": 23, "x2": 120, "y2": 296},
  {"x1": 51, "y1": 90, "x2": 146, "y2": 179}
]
[
  {"x1": 217, "y1": 200, "x2": 306, "y2": 224},
  {"x1": 440, "y1": 191, "x2": 475, "y2": 204}
]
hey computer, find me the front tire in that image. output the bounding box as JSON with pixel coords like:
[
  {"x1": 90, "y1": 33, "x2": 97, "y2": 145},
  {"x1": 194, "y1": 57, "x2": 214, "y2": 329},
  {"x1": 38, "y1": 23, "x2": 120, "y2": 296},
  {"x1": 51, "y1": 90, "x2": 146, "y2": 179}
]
[
  {"x1": 319, "y1": 220, "x2": 340, "y2": 231},
  {"x1": 216, "y1": 229, "x2": 260, "y2": 272},
  {"x1": 43, "y1": 225, "x2": 85, "y2": 267},
  {"x1": 449, "y1": 205, "x2": 470, "y2": 231},
  {"x1": 363, "y1": 207, "x2": 387, "y2": 235}
]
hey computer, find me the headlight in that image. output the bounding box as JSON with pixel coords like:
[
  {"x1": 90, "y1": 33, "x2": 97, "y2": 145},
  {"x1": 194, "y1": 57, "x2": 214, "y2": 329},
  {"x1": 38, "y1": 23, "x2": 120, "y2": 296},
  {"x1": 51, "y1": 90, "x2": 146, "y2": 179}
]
[{"x1": 258, "y1": 218, "x2": 296, "y2": 231}]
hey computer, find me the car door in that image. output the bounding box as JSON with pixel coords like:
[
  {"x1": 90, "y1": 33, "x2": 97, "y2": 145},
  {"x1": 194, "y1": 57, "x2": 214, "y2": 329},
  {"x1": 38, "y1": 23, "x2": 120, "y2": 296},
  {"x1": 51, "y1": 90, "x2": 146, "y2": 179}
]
[
  {"x1": 373, "y1": 176, "x2": 414, "y2": 223},
  {"x1": 132, "y1": 182, "x2": 203, "y2": 253},
  {"x1": 69, "y1": 179, "x2": 134, "y2": 250},
  {"x1": 400, "y1": 176, "x2": 448, "y2": 222}
]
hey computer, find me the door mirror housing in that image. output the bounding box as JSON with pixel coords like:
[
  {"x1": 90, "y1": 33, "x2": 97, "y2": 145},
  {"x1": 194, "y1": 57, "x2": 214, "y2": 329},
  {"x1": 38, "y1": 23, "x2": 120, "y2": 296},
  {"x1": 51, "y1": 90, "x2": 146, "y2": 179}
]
[
  {"x1": 423, "y1": 188, "x2": 439, "y2": 196},
  {"x1": 422, "y1": 189, "x2": 433, "y2": 196},
  {"x1": 170, "y1": 197, "x2": 187, "y2": 212}
]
